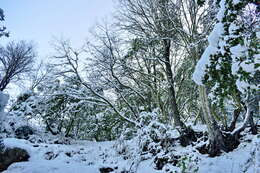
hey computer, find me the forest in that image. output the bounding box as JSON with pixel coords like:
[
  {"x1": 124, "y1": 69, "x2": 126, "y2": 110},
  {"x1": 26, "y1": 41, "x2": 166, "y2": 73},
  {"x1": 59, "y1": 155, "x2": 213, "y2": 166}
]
[{"x1": 0, "y1": 0, "x2": 259, "y2": 173}]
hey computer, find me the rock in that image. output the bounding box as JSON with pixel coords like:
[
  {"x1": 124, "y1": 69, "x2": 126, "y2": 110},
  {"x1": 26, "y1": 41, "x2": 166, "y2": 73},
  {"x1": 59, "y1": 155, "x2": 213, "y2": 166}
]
[
  {"x1": 179, "y1": 127, "x2": 198, "y2": 147},
  {"x1": 15, "y1": 125, "x2": 34, "y2": 140},
  {"x1": 0, "y1": 139, "x2": 4, "y2": 151},
  {"x1": 44, "y1": 151, "x2": 58, "y2": 160},
  {"x1": 196, "y1": 143, "x2": 208, "y2": 154},
  {"x1": 65, "y1": 152, "x2": 72, "y2": 157},
  {"x1": 0, "y1": 147, "x2": 30, "y2": 172},
  {"x1": 99, "y1": 167, "x2": 114, "y2": 173},
  {"x1": 154, "y1": 157, "x2": 168, "y2": 170},
  {"x1": 53, "y1": 138, "x2": 71, "y2": 145}
]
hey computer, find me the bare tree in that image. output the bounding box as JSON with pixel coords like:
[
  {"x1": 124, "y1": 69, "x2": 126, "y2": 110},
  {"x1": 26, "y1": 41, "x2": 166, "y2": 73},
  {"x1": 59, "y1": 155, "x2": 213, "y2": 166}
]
[
  {"x1": 0, "y1": 41, "x2": 35, "y2": 91},
  {"x1": 28, "y1": 61, "x2": 53, "y2": 91},
  {"x1": 51, "y1": 40, "x2": 140, "y2": 127}
]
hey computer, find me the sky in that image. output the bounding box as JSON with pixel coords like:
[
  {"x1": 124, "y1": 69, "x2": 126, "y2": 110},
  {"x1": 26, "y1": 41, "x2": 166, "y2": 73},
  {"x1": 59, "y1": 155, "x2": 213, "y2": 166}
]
[
  {"x1": 1, "y1": 0, "x2": 115, "y2": 60},
  {"x1": 0, "y1": 0, "x2": 115, "y2": 98}
]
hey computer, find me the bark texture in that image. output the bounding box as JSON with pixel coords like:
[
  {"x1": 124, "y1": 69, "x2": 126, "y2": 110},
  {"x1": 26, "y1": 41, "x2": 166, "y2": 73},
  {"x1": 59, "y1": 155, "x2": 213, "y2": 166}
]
[{"x1": 199, "y1": 85, "x2": 236, "y2": 156}]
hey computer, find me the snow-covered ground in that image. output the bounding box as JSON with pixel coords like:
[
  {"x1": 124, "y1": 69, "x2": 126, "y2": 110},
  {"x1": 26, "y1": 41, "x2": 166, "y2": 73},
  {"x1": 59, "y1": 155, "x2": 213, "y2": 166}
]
[
  {"x1": 199, "y1": 135, "x2": 260, "y2": 173},
  {"x1": 2, "y1": 134, "x2": 260, "y2": 173},
  {"x1": 2, "y1": 137, "x2": 161, "y2": 173}
]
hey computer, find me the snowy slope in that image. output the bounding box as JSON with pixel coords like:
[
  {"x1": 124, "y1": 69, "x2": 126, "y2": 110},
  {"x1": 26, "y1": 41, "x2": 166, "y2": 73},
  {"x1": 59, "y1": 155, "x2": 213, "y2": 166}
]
[
  {"x1": 2, "y1": 138, "x2": 162, "y2": 173},
  {"x1": 3, "y1": 138, "x2": 119, "y2": 173},
  {"x1": 2, "y1": 134, "x2": 260, "y2": 173}
]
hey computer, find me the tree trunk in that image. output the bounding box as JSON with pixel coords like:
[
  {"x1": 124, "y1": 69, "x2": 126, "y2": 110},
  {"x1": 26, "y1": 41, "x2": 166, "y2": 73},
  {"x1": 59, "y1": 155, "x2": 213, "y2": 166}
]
[
  {"x1": 249, "y1": 94, "x2": 259, "y2": 135},
  {"x1": 0, "y1": 75, "x2": 10, "y2": 91},
  {"x1": 65, "y1": 119, "x2": 75, "y2": 137},
  {"x1": 45, "y1": 120, "x2": 58, "y2": 135},
  {"x1": 163, "y1": 39, "x2": 185, "y2": 128},
  {"x1": 249, "y1": 115, "x2": 257, "y2": 135},
  {"x1": 228, "y1": 107, "x2": 241, "y2": 131},
  {"x1": 199, "y1": 85, "x2": 230, "y2": 156},
  {"x1": 232, "y1": 98, "x2": 258, "y2": 138}
]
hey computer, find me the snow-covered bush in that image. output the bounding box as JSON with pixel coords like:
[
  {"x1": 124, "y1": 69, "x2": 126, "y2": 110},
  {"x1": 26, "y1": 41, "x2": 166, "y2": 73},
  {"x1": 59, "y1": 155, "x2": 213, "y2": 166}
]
[
  {"x1": 115, "y1": 110, "x2": 176, "y2": 164},
  {"x1": 10, "y1": 90, "x2": 38, "y2": 118},
  {"x1": 9, "y1": 75, "x2": 131, "y2": 141},
  {"x1": 138, "y1": 121, "x2": 174, "y2": 156},
  {"x1": 0, "y1": 91, "x2": 8, "y2": 126},
  {"x1": 114, "y1": 110, "x2": 203, "y2": 172},
  {"x1": 0, "y1": 91, "x2": 9, "y2": 150}
]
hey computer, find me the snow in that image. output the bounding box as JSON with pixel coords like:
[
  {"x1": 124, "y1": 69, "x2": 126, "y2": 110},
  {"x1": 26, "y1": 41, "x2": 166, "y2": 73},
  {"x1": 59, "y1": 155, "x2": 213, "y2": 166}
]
[
  {"x1": 233, "y1": 0, "x2": 241, "y2": 5},
  {"x1": 193, "y1": 0, "x2": 259, "y2": 94},
  {"x1": 192, "y1": 22, "x2": 224, "y2": 85},
  {"x1": 216, "y1": 0, "x2": 226, "y2": 21},
  {"x1": 230, "y1": 43, "x2": 259, "y2": 93},
  {"x1": 0, "y1": 92, "x2": 9, "y2": 112},
  {"x1": 228, "y1": 23, "x2": 239, "y2": 35},
  {"x1": 199, "y1": 135, "x2": 260, "y2": 173},
  {"x1": 230, "y1": 45, "x2": 246, "y2": 61},
  {"x1": 192, "y1": 0, "x2": 225, "y2": 85},
  {"x1": 192, "y1": 46, "x2": 216, "y2": 85},
  {"x1": 5, "y1": 162, "x2": 100, "y2": 173},
  {"x1": 2, "y1": 133, "x2": 260, "y2": 173},
  {"x1": 257, "y1": 32, "x2": 260, "y2": 39},
  {"x1": 208, "y1": 23, "x2": 224, "y2": 47},
  {"x1": 3, "y1": 138, "x2": 115, "y2": 173}
]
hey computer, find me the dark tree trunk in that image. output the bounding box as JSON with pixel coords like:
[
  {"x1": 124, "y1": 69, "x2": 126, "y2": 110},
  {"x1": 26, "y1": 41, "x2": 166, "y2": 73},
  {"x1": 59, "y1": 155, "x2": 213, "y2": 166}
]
[
  {"x1": 249, "y1": 114, "x2": 257, "y2": 135},
  {"x1": 228, "y1": 107, "x2": 241, "y2": 131},
  {"x1": 0, "y1": 75, "x2": 10, "y2": 91},
  {"x1": 163, "y1": 39, "x2": 185, "y2": 128},
  {"x1": 45, "y1": 120, "x2": 58, "y2": 135},
  {"x1": 65, "y1": 119, "x2": 75, "y2": 137}
]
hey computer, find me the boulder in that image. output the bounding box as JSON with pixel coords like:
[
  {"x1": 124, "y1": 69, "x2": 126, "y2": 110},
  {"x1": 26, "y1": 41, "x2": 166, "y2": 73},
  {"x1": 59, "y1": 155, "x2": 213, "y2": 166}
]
[
  {"x1": 15, "y1": 125, "x2": 34, "y2": 140},
  {"x1": 99, "y1": 167, "x2": 114, "y2": 173},
  {"x1": 0, "y1": 147, "x2": 30, "y2": 172}
]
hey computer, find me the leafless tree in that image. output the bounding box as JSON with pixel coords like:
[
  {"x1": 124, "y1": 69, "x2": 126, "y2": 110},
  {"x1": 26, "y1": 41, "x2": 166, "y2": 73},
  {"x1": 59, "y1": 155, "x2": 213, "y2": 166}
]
[
  {"x1": 0, "y1": 41, "x2": 35, "y2": 91},
  {"x1": 28, "y1": 61, "x2": 54, "y2": 91},
  {"x1": 51, "y1": 39, "x2": 140, "y2": 127}
]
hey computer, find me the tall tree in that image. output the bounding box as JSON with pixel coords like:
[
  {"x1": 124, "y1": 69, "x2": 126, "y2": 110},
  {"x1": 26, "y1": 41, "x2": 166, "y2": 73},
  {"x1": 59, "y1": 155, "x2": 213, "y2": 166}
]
[
  {"x1": 117, "y1": 0, "x2": 214, "y2": 131},
  {"x1": 193, "y1": 0, "x2": 259, "y2": 156}
]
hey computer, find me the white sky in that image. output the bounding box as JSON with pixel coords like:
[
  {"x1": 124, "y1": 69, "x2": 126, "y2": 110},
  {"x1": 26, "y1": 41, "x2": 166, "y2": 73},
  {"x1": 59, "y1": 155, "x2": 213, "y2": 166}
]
[{"x1": 1, "y1": 0, "x2": 115, "y2": 59}]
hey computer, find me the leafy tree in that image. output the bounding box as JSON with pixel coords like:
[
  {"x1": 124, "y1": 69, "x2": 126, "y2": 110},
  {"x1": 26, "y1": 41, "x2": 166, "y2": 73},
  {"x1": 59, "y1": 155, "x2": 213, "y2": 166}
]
[{"x1": 193, "y1": 0, "x2": 259, "y2": 156}]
